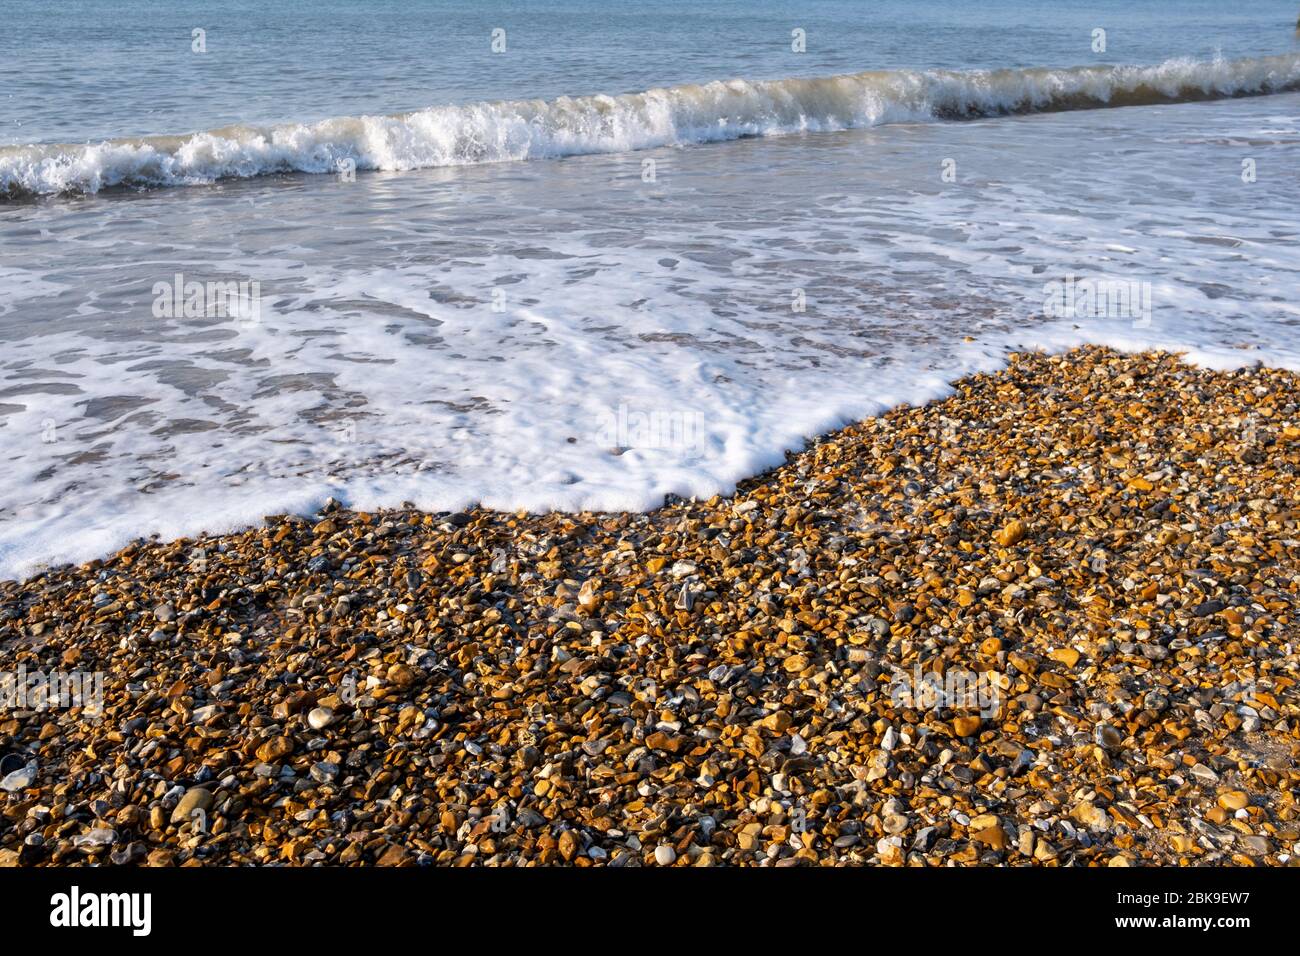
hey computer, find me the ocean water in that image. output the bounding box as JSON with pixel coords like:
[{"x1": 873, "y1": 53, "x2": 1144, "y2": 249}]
[{"x1": 1, "y1": 0, "x2": 1299, "y2": 578}]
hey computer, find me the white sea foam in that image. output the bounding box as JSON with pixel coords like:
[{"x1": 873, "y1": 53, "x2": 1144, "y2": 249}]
[
  {"x1": 1, "y1": 89, "x2": 1299, "y2": 581},
  {"x1": 3, "y1": 54, "x2": 1300, "y2": 197}
]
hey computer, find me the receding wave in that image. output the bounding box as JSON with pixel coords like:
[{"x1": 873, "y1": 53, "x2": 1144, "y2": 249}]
[{"x1": 4, "y1": 53, "x2": 1299, "y2": 198}]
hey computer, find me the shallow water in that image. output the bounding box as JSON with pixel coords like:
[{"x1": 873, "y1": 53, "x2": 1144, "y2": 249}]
[{"x1": 1, "y1": 1, "x2": 1299, "y2": 578}]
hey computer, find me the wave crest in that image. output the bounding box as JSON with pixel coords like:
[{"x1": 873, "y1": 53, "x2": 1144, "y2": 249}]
[{"x1": 4, "y1": 53, "x2": 1299, "y2": 198}]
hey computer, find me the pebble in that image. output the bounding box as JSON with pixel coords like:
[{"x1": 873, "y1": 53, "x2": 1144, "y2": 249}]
[
  {"x1": 1217, "y1": 791, "x2": 1249, "y2": 812},
  {"x1": 1094, "y1": 725, "x2": 1123, "y2": 752},
  {"x1": 1190, "y1": 764, "x2": 1221, "y2": 785},
  {"x1": 883, "y1": 814, "x2": 910, "y2": 835},
  {"x1": 558, "y1": 830, "x2": 579, "y2": 862},
  {"x1": 170, "y1": 787, "x2": 214, "y2": 825},
  {"x1": 0, "y1": 763, "x2": 36, "y2": 793},
  {"x1": 256, "y1": 737, "x2": 294, "y2": 763},
  {"x1": 72, "y1": 828, "x2": 116, "y2": 851}
]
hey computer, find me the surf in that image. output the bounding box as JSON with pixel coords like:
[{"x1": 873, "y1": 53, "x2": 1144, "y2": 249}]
[{"x1": 3, "y1": 51, "x2": 1300, "y2": 198}]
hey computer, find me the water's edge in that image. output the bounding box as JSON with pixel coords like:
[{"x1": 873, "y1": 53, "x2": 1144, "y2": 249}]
[{"x1": 5, "y1": 338, "x2": 1292, "y2": 585}]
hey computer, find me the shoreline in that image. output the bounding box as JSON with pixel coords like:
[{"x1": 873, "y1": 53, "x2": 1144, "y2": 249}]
[
  {"x1": 0, "y1": 333, "x2": 1286, "y2": 587},
  {"x1": 2, "y1": 345, "x2": 1298, "y2": 866}
]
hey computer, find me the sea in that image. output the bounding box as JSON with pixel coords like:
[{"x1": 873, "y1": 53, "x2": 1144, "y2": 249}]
[{"x1": 1, "y1": 0, "x2": 1298, "y2": 579}]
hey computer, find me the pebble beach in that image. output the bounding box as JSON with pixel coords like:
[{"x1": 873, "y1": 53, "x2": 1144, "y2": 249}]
[{"x1": 2, "y1": 345, "x2": 1298, "y2": 867}]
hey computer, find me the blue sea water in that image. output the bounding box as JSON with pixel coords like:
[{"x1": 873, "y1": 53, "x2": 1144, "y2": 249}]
[{"x1": 3, "y1": 0, "x2": 1299, "y2": 145}]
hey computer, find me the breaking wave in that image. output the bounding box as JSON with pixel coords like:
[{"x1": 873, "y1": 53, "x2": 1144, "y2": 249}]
[{"x1": 4, "y1": 52, "x2": 1299, "y2": 197}]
